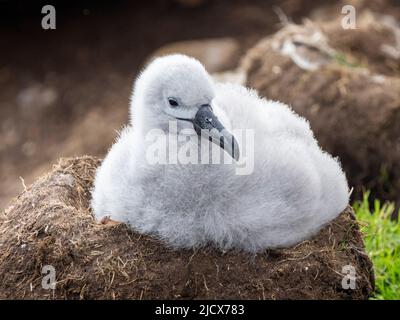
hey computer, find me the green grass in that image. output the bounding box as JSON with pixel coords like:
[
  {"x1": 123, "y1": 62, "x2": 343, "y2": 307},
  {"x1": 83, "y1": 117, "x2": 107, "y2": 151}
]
[
  {"x1": 333, "y1": 52, "x2": 366, "y2": 69},
  {"x1": 353, "y1": 192, "x2": 400, "y2": 300}
]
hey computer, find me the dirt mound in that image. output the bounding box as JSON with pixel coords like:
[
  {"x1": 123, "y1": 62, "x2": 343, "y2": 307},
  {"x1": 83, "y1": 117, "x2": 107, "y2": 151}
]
[
  {"x1": 241, "y1": 18, "x2": 400, "y2": 209},
  {"x1": 318, "y1": 10, "x2": 400, "y2": 77},
  {"x1": 0, "y1": 157, "x2": 374, "y2": 299},
  {"x1": 147, "y1": 38, "x2": 242, "y2": 73}
]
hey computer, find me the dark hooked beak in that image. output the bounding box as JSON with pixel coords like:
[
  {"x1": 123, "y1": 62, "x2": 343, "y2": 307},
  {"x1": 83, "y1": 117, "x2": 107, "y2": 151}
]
[{"x1": 178, "y1": 104, "x2": 240, "y2": 161}]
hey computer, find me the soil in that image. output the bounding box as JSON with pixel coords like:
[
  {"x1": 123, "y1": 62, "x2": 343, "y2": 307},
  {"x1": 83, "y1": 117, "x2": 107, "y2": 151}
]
[
  {"x1": 241, "y1": 14, "x2": 400, "y2": 210},
  {"x1": 312, "y1": 1, "x2": 400, "y2": 77},
  {"x1": 0, "y1": 156, "x2": 374, "y2": 299}
]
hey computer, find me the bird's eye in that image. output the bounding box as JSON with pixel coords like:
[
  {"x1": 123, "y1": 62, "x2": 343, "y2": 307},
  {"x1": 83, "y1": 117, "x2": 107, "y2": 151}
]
[{"x1": 168, "y1": 98, "x2": 179, "y2": 107}]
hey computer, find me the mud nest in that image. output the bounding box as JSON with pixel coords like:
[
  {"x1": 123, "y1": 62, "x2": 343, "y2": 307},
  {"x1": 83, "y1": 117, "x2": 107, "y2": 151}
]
[
  {"x1": 240, "y1": 16, "x2": 400, "y2": 208},
  {"x1": 0, "y1": 156, "x2": 374, "y2": 299}
]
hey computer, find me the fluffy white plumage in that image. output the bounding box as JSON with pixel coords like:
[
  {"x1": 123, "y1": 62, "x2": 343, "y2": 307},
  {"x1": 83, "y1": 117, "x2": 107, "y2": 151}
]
[{"x1": 91, "y1": 54, "x2": 349, "y2": 252}]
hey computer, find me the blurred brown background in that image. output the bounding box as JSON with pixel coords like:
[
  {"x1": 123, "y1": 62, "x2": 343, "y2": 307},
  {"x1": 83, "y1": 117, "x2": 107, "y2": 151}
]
[{"x1": 0, "y1": 0, "x2": 399, "y2": 211}]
